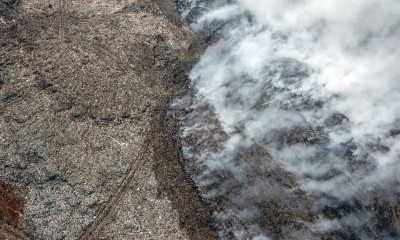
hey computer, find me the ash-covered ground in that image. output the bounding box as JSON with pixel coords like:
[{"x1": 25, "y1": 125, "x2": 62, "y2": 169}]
[{"x1": 0, "y1": 0, "x2": 217, "y2": 239}]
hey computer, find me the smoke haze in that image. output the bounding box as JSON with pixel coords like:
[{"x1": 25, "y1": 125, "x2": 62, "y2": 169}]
[{"x1": 176, "y1": 0, "x2": 400, "y2": 239}]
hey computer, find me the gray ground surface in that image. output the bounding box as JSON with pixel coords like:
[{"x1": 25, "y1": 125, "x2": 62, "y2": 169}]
[{"x1": 0, "y1": 0, "x2": 215, "y2": 239}]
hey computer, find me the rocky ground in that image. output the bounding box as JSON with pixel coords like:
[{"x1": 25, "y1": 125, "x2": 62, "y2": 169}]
[{"x1": 0, "y1": 0, "x2": 216, "y2": 239}]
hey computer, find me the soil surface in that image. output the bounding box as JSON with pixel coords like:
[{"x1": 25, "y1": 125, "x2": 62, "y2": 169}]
[{"x1": 0, "y1": 0, "x2": 216, "y2": 239}]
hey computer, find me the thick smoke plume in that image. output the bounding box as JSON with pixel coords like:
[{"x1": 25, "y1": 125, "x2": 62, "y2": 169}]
[{"x1": 175, "y1": 0, "x2": 400, "y2": 239}]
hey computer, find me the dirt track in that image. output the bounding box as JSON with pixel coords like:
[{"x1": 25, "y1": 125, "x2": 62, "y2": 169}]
[{"x1": 0, "y1": 0, "x2": 216, "y2": 239}]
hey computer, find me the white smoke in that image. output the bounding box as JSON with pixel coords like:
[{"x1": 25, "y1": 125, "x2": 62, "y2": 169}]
[{"x1": 177, "y1": 0, "x2": 400, "y2": 239}]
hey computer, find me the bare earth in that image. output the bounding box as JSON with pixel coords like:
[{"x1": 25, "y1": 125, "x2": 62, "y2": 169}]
[{"x1": 0, "y1": 0, "x2": 215, "y2": 239}]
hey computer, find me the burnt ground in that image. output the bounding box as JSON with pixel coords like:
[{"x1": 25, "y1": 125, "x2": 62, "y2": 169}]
[{"x1": 0, "y1": 0, "x2": 216, "y2": 239}]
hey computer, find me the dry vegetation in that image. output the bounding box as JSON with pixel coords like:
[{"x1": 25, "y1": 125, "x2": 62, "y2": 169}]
[{"x1": 0, "y1": 0, "x2": 215, "y2": 239}]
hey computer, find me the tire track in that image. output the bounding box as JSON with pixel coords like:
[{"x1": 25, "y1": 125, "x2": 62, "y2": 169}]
[
  {"x1": 58, "y1": 0, "x2": 66, "y2": 42},
  {"x1": 79, "y1": 123, "x2": 153, "y2": 240}
]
